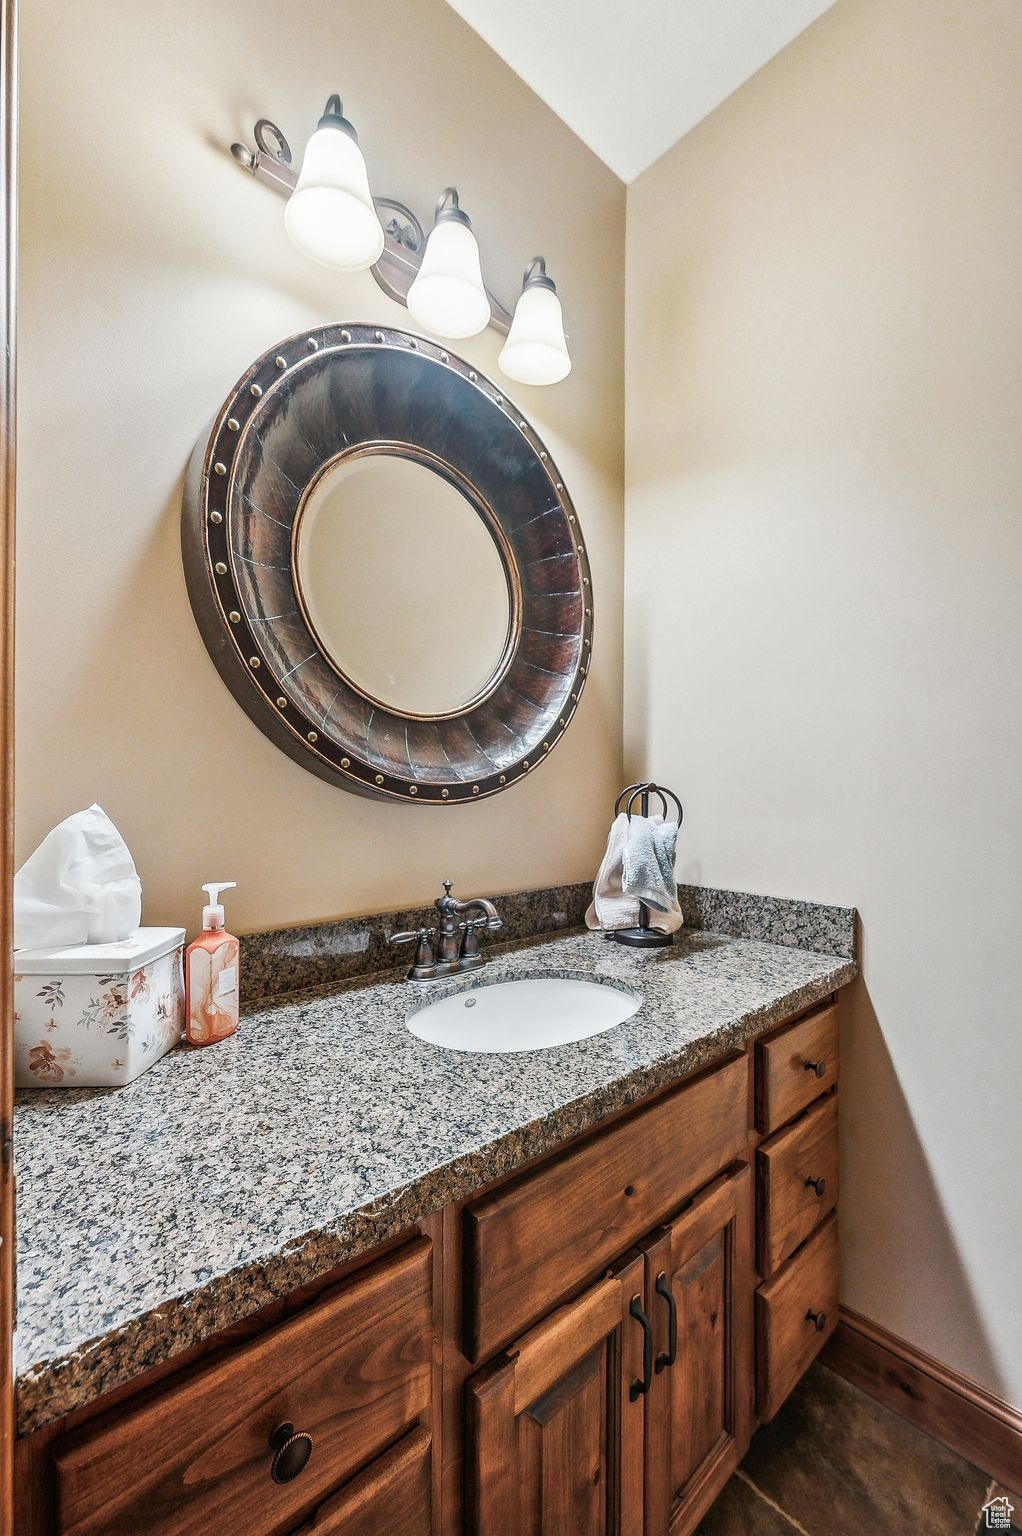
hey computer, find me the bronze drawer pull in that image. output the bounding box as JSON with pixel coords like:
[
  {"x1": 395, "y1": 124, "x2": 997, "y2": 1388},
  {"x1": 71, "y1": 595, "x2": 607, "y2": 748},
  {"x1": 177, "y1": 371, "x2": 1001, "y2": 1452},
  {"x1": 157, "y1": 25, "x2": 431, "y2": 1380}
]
[
  {"x1": 805, "y1": 1175, "x2": 827, "y2": 1198},
  {"x1": 805, "y1": 1308, "x2": 827, "y2": 1333},
  {"x1": 654, "y1": 1271, "x2": 677, "y2": 1373},
  {"x1": 629, "y1": 1295, "x2": 654, "y2": 1400},
  {"x1": 803, "y1": 1059, "x2": 826, "y2": 1079},
  {"x1": 269, "y1": 1422, "x2": 313, "y2": 1483}
]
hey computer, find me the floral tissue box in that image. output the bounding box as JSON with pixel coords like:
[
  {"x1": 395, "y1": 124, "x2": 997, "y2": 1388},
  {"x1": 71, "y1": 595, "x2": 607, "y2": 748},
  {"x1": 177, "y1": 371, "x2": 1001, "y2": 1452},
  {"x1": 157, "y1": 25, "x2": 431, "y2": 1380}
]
[{"x1": 13, "y1": 927, "x2": 185, "y2": 1088}]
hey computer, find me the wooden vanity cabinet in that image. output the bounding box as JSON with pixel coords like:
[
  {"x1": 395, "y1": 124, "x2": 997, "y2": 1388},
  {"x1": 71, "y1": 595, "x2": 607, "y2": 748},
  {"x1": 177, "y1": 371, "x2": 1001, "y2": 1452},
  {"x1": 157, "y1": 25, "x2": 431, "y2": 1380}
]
[
  {"x1": 462, "y1": 1056, "x2": 755, "y2": 1536},
  {"x1": 16, "y1": 995, "x2": 843, "y2": 1536}
]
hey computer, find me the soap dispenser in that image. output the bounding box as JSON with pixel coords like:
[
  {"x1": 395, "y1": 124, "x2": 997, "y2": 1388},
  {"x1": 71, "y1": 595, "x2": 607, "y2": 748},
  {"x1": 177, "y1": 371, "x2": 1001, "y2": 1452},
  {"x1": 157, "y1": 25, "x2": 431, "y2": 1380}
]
[{"x1": 185, "y1": 882, "x2": 239, "y2": 1047}]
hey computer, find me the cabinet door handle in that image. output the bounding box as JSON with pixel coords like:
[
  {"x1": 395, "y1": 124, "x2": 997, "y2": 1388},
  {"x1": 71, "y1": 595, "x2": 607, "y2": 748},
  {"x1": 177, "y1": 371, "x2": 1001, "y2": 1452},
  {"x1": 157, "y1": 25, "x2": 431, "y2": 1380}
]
[
  {"x1": 269, "y1": 1422, "x2": 313, "y2": 1483},
  {"x1": 805, "y1": 1175, "x2": 826, "y2": 1198},
  {"x1": 629, "y1": 1295, "x2": 654, "y2": 1400},
  {"x1": 654, "y1": 1271, "x2": 677, "y2": 1373},
  {"x1": 805, "y1": 1308, "x2": 827, "y2": 1333},
  {"x1": 804, "y1": 1058, "x2": 827, "y2": 1079}
]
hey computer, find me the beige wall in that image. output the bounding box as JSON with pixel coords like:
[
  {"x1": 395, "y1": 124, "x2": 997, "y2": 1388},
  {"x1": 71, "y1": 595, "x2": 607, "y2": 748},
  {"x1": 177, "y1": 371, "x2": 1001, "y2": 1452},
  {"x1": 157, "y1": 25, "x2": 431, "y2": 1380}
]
[
  {"x1": 16, "y1": 0, "x2": 625, "y2": 932},
  {"x1": 626, "y1": 0, "x2": 1022, "y2": 1402}
]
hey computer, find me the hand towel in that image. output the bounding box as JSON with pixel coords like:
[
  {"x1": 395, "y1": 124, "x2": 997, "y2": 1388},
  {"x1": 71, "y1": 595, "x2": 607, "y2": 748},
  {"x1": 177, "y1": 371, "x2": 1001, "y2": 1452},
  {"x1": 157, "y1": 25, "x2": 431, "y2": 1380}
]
[
  {"x1": 621, "y1": 815, "x2": 684, "y2": 933},
  {"x1": 586, "y1": 814, "x2": 683, "y2": 934},
  {"x1": 585, "y1": 813, "x2": 638, "y2": 931}
]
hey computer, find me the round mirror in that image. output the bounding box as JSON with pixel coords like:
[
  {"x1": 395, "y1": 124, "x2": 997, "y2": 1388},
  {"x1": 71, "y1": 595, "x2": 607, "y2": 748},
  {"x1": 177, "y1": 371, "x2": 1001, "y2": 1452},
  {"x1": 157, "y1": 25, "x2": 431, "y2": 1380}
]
[
  {"x1": 294, "y1": 451, "x2": 514, "y2": 717},
  {"x1": 183, "y1": 323, "x2": 594, "y2": 803}
]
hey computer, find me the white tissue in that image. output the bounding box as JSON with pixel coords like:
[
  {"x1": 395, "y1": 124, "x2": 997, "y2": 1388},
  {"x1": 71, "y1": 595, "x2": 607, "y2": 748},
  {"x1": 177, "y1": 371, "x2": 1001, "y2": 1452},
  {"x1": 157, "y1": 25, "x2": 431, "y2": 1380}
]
[{"x1": 13, "y1": 804, "x2": 142, "y2": 951}]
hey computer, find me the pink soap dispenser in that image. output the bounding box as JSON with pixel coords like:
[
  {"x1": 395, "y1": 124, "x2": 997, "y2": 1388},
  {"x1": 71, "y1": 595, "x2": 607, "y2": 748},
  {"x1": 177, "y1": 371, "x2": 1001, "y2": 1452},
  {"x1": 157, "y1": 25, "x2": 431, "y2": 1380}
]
[{"x1": 185, "y1": 881, "x2": 239, "y2": 1047}]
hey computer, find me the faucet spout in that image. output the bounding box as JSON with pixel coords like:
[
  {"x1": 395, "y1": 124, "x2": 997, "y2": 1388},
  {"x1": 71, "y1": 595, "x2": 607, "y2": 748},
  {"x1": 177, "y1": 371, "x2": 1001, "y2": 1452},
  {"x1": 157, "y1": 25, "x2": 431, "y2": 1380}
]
[{"x1": 453, "y1": 896, "x2": 502, "y2": 930}]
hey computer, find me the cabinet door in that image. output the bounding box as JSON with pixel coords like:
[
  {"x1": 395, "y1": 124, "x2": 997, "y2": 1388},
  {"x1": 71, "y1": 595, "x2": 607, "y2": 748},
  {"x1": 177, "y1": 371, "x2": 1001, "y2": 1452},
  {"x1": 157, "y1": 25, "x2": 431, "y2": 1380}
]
[
  {"x1": 468, "y1": 1252, "x2": 646, "y2": 1536},
  {"x1": 643, "y1": 1165, "x2": 754, "y2": 1536}
]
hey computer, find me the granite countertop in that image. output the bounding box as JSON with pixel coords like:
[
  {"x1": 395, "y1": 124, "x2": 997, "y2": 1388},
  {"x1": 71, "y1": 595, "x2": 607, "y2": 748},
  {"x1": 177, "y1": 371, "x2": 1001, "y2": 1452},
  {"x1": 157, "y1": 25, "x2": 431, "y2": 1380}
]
[{"x1": 14, "y1": 892, "x2": 856, "y2": 1434}]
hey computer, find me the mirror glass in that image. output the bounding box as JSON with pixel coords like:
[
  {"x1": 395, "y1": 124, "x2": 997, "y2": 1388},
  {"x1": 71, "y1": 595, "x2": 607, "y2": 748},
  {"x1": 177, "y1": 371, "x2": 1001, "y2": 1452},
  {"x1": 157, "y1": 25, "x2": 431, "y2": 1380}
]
[{"x1": 295, "y1": 452, "x2": 513, "y2": 716}]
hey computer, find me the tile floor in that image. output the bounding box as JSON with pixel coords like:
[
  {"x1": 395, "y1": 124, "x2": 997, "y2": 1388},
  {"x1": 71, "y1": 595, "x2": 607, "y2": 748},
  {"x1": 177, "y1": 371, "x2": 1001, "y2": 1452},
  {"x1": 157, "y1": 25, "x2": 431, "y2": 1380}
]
[{"x1": 695, "y1": 1362, "x2": 1021, "y2": 1535}]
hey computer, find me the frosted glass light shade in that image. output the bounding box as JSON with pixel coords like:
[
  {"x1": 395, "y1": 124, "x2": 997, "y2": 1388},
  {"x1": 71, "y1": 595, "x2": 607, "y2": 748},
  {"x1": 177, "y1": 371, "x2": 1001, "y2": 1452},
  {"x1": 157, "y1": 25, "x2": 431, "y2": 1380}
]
[
  {"x1": 499, "y1": 283, "x2": 571, "y2": 386},
  {"x1": 406, "y1": 218, "x2": 490, "y2": 339},
  {"x1": 285, "y1": 123, "x2": 385, "y2": 271}
]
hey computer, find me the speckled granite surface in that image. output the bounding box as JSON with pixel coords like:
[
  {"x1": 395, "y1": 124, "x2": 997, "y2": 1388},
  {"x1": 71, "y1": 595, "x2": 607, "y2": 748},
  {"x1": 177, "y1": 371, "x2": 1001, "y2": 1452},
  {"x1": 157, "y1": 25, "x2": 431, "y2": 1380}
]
[
  {"x1": 677, "y1": 885, "x2": 856, "y2": 959},
  {"x1": 14, "y1": 908, "x2": 856, "y2": 1435}
]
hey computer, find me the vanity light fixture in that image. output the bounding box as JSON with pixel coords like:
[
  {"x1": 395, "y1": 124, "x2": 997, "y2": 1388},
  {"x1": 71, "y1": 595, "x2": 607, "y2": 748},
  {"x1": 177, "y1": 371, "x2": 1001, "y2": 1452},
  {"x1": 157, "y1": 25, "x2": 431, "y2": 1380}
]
[
  {"x1": 230, "y1": 100, "x2": 572, "y2": 384},
  {"x1": 283, "y1": 95, "x2": 385, "y2": 270},
  {"x1": 499, "y1": 258, "x2": 572, "y2": 386},
  {"x1": 406, "y1": 189, "x2": 490, "y2": 341}
]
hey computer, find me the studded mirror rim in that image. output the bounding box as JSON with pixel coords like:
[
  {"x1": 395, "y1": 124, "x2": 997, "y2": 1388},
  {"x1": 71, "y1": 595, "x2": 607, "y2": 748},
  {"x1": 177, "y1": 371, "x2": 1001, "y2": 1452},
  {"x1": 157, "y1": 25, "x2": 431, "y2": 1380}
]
[{"x1": 182, "y1": 323, "x2": 593, "y2": 803}]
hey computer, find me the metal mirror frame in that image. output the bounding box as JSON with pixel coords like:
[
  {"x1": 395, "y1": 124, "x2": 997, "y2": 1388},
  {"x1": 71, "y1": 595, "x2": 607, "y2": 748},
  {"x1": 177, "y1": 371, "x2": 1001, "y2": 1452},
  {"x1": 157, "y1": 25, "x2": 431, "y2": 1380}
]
[{"x1": 182, "y1": 323, "x2": 593, "y2": 803}]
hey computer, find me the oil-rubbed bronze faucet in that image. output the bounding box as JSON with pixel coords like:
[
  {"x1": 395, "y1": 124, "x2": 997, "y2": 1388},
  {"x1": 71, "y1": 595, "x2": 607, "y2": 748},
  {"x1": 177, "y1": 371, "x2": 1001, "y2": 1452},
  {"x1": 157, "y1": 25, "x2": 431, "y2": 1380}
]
[{"x1": 389, "y1": 879, "x2": 503, "y2": 981}]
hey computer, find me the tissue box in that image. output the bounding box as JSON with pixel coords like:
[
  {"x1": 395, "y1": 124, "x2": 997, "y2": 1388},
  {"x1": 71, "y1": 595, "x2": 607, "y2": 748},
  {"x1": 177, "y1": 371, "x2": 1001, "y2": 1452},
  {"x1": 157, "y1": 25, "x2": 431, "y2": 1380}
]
[{"x1": 13, "y1": 927, "x2": 185, "y2": 1088}]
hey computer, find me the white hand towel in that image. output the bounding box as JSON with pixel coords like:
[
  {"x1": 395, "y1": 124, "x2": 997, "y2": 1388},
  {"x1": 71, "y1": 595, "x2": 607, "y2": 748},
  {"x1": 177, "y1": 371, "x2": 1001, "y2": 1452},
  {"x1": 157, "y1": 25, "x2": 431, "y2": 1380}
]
[
  {"x1": 585, "y1": 813, "x2": 638, "y2": 931},
  {"x1": 586, "y1": 813, "x2": 684, "y2": 935},
  {"x1": 621, "y1": 815, "x2": 684, "y2": 933}
]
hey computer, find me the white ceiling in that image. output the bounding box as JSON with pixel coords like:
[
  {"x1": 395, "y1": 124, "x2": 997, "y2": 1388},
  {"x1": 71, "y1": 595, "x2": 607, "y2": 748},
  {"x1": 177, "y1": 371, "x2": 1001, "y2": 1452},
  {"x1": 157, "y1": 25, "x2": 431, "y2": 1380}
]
[{"x1": 444, "y1": 0, "x2": 836, "y2": 183}]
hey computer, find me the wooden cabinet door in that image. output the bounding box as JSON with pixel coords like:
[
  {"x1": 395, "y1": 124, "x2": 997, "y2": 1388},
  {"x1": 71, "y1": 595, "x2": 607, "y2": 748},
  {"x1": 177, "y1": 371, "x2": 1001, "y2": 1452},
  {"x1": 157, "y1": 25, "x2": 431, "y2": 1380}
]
[
  {"x1": 642, "y1": 1165, "x2": 754, "y2": 1536},
  {"x1": 468, "y1": 1252, "x2": 646, "y2": 1536}
]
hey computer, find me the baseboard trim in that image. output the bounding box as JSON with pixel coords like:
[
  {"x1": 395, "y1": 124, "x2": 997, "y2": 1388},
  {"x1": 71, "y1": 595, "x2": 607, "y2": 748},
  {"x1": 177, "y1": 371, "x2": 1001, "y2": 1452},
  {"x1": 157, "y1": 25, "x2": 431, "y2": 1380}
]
[{"x1": 823, "y1": 1306, "x2": 1022, "y2": 1488}]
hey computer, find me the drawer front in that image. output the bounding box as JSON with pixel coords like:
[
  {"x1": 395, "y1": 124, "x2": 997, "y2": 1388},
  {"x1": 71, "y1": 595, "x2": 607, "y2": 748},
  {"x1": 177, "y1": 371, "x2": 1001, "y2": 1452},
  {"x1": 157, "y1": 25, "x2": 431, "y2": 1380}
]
[
  {"x1": 756, "y1": 1212, "x2": 837, "y2": 1420},
  {"x1": 290, "y1": 1426, "x2": 432, "y2": 1536},
  {"x1": 755, "y1": 1002, "x2": 837, "y2": 1135},
  {"x1": 758, "y1": 1095, "x2": 838, "y2": 1276},
  {"x1": 464, "y1": 1053, "x2": 749, "y2": 1362},
  {"x1": 54, "y1": 1238, "x2": 433, "y2": 1536}
]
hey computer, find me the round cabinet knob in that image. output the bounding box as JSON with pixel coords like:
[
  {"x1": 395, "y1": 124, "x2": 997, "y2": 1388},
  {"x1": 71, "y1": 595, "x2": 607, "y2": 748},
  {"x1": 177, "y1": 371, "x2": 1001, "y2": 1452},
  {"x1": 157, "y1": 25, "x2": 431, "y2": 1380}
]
[
  {"x1": 806, "y1": 1308, "x2": 827, "y2": 1333},
  {"x1": 269, "y1": 1422, "x2": 313, "y2": 1483},
  {"x1": 804, "y1": 1058, "x2": 827, "y2": 1079},
  {"x1": 805, "y1": 1175, "x2": 827, "y2": 1198}
]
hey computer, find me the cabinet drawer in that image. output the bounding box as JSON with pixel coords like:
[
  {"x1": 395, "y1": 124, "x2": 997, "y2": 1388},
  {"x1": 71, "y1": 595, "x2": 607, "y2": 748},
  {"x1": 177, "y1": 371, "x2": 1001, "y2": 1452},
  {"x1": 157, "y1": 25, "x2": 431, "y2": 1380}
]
[
  {"x1": 757, "y1": 1095, "x2": 838, "y2": 1276},
  {"x1": 290, "y1": 1425, "x2": 432, "y2": 1535},
  {"x1": 53, "y1": 1238, "x2": 434, "y2": 1536},
  {"x1": 463, "y1": 1052, "x2": 749, "y2": 1361},
  {"x1": 755, "y1": 1002, "x2": 837, "y2": 1135},
  {"x1": 756, "y1": 1212, "x2": 837, "y2": 1420}
]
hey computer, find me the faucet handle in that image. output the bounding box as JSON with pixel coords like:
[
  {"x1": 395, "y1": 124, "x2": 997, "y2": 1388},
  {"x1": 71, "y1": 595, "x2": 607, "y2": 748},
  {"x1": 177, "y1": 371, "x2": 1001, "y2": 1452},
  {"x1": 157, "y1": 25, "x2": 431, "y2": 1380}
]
[
  {"x1": 389, "y1": 927, "x2": 437, "y2": 975},
  {"x1": 459, "y1": 915, "x2": 489, "y2": 961}
]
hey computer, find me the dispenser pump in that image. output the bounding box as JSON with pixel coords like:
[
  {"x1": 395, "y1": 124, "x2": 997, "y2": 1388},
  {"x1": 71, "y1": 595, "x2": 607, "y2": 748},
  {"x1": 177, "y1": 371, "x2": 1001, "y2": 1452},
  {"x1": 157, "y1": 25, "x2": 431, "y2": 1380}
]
[{"x1": 201, "y1": 881, "x2": 236, "y2": 932}]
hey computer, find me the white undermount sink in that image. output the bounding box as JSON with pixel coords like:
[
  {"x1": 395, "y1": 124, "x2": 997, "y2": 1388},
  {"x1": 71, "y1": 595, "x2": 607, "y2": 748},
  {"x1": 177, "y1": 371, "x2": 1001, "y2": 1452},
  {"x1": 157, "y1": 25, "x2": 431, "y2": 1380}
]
[{"x1": 406, "y1": 975, "x2": 641, "y2": 1054}]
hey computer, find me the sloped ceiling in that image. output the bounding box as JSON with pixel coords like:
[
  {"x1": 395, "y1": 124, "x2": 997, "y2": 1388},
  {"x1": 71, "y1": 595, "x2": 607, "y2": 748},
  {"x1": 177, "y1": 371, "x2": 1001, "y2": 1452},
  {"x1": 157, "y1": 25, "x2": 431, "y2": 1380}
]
[{"x1": 444, "y1": 0, "x2": 837, "y2": 182}]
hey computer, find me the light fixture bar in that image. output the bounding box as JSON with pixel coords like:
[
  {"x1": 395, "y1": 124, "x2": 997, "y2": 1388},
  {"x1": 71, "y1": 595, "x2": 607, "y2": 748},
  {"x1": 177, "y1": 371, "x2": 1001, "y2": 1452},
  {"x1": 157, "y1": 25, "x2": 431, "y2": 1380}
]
[{"x1": 230, "y1": 120, "x2": 513, "y2": 335}]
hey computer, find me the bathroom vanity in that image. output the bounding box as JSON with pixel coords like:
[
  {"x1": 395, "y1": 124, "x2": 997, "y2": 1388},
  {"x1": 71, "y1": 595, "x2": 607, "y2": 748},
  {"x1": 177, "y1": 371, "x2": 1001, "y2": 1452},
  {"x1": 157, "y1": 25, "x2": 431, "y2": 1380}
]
[{"x1": 12, "y1": 889, "x2": 854, "y2": 1536}]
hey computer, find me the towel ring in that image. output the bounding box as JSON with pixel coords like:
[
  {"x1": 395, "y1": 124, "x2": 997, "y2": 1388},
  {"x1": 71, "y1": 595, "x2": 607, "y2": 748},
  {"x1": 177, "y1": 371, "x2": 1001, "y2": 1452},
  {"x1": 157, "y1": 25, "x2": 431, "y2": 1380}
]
[
  {"x1": 614, "y1": 781, "x2": 683, "y2": 825},
  {"x1": 614, "y1": 781, "x2": 646, "y2": 817},
  {"x1": 609, "y1": 778, "x2": 684, "y2": 949}
]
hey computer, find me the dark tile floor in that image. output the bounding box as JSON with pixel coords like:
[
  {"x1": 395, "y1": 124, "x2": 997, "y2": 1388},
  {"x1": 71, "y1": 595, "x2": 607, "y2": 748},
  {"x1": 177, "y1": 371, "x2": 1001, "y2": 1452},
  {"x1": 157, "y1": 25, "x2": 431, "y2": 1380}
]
[{"x1": 695, "y1": 1362, "x2": 1020, "y2": 1535}]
